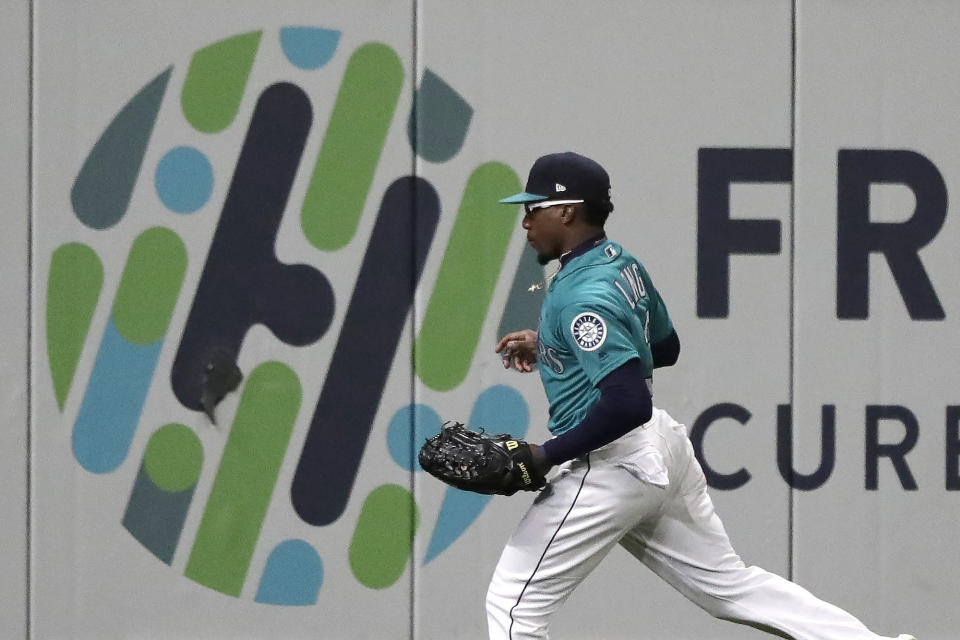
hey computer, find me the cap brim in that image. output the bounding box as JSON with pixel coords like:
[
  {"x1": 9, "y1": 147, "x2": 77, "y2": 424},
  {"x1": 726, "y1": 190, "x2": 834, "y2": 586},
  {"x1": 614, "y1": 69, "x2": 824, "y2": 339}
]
[{"x1": 499, "y1": 192, "x2": 548, "y2": 204}]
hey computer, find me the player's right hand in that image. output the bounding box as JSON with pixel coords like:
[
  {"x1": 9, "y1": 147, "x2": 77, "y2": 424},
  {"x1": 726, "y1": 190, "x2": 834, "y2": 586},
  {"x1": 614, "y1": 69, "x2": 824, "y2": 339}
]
[{"x1": 495, "y1": 330, "x2": 538, "y2": 373}]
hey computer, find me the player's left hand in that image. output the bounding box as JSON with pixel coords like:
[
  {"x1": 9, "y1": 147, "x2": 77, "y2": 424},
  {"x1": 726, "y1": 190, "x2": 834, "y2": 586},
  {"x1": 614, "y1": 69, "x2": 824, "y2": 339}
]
[
  {"x1": 419, "y1": 422, "x2": 549, "y2": 495},
  {"x1": 495, "y1": 329, "x2": 538, "y2": 372}
]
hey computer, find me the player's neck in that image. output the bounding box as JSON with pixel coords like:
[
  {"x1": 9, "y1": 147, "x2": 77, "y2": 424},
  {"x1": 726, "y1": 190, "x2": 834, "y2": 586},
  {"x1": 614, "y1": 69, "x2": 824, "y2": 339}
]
[{"x1": 559, "y1": 229, "x2": 607, "y2": 268}]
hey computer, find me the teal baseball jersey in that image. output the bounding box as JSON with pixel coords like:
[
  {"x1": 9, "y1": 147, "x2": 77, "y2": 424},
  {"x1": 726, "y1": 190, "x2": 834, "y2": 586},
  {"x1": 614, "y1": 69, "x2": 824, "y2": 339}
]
[{"x1": 536, "y1": 240, "x2": 673, "y2": 435}]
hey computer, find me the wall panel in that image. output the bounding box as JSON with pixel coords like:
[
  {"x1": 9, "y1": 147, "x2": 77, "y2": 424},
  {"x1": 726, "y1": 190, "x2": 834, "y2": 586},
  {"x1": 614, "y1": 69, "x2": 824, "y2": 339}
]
[
  {"x1": 31, "y1": 1, "x2": 417, "y2": 638},
  {"x1": 1, "y1": 1, "x2": 30, "y2": 638},
  {"x1": 414, "y1": 2, "x2": 792, "y2": 639},
  {"x1": 792, "y1": 2, "x2": 959, "y2": 637}
]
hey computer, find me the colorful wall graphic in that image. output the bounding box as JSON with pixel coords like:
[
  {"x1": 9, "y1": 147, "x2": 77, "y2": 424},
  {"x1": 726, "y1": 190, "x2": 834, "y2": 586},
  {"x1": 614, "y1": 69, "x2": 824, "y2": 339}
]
[{"x1": 46, "y1": 25, "x2": 537, "y2": 610}]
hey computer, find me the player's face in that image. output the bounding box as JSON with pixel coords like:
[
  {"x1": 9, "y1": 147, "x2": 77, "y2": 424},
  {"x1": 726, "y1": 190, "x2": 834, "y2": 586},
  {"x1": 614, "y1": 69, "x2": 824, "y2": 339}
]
[{"x1": 522, "y1": 204, "x2": 567, "y2": 265}]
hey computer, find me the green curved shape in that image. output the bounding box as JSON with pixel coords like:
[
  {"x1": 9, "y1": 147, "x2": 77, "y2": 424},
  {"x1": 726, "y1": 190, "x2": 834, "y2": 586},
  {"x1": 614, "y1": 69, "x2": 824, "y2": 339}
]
[
  {"x1": 182, "y1": 31, "x2": 262, "y2": 133},
  {"x1": 301, "y1": 42, "x2": 404, "y2": 251},
  {"x1": 349, "y1": 484, "x2": 418, "y2": 589},
  {"x1": 144, "y1": 424, "x2": 203, "y2": 492},
  {"x1": 46, "y1": 243, "x2": 104, "y2": 410},
  {"x1": 415, "y1": 162, "x2": 522, "y2": 391},
  {"x1": 112, "y1": 227, "x2": 187, "y2": 345},
  {"x1": 71, "y1": 68, "x2": 171, "y2": 229},
  {"x1": 186, "y1": 362, "x2": 302, "y2": 597}
]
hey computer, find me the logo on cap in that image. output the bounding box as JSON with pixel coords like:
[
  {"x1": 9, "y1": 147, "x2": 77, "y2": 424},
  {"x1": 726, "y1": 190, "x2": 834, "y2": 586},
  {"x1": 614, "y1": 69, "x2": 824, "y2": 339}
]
[{"x1": 555, "y1": 183, "x2": 566, "y2": 192}]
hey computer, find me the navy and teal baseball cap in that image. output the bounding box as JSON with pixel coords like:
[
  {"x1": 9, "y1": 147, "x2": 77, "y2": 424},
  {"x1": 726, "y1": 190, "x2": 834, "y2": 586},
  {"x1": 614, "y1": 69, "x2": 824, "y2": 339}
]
[{"x1": 500, "y1": 151, "x2": 612, "y2": 206}]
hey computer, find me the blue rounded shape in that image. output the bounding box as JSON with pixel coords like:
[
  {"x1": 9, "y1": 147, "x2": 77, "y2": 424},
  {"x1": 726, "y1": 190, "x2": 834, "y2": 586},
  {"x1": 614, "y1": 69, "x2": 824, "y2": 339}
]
[
  {"x1": 470, "y1": 385, "x2": 529, "y2": 436},
  {"x1": 387, "y1": 404, "x2": 443, "y2": 471},
  {"x1": 255, "y1": 539, "x2": 323, "y2": 606},
  {"x1": 280, "y1": 27, "x2": 340, "y2": 70},
  {"x1": 155, "y1": 146, "x2": 213, "y2": 214}
]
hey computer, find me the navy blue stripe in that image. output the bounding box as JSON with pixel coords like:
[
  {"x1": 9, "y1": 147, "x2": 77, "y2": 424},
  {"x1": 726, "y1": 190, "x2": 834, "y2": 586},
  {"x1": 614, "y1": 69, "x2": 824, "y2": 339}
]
[
  {"x1": 171, "y1": 82, "x2": 333, "y2": 411},
  {"x1": 292, "y1": 177, "x2": 440, "y2": 526},
  {"x1": 508, "y1": 454, "x2": 591, "y2": 639}
]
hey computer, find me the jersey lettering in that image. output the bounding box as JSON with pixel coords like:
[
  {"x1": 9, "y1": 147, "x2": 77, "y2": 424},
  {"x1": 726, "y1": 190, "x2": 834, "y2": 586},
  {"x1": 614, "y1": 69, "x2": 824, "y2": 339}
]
[
  {"x1": 614, "y1": 281, "x2": 635, "y2": 309},
  {"x1": 613, "y1": 262, "x2": 647, "y2": 309},
  {"x1": 537, "y1": 338, "x2": 565, "y2": 373}
]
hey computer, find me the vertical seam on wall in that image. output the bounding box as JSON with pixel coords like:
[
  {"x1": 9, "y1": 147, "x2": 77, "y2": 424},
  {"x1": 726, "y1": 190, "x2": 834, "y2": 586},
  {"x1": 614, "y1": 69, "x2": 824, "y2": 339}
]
[
  {"x1": 26, "y1": 1, "x2": 35, "y2": 637},
  {"x1": 409, "y1": 5, "x2": 420, "y2": 640},
  {"x1": 788, "y1": 0, "x2": 797, "y2": 583}
]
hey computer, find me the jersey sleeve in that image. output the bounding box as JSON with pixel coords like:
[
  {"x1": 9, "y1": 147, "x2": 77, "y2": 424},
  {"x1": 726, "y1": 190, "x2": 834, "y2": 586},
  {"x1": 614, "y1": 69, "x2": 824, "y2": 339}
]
[
  {"x1": 642, "y1": 269, "x2": 674, "y2": 345},
  {"x1": 557, "y1": 292, "x2": 646, "y2": 385}
]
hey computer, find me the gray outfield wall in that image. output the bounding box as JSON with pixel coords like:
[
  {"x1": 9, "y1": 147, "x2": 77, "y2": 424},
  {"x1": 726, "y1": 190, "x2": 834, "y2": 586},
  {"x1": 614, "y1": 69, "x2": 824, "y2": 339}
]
[{"x1": 3, "y1": 1, "x2": 958, "y2": 638}]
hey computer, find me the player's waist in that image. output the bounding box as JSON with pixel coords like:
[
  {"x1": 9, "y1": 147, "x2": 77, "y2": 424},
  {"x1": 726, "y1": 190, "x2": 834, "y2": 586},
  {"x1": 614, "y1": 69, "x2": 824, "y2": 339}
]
[{"x1": 585, "y1": 406, "x2": 672, "y2": 462}]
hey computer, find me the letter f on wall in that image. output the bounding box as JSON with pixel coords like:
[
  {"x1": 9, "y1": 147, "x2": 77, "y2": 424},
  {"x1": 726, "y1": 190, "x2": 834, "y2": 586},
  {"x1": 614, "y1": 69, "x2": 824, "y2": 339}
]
[{"x1": 696, "y1": 148, "x2": 792, "y2": 318}]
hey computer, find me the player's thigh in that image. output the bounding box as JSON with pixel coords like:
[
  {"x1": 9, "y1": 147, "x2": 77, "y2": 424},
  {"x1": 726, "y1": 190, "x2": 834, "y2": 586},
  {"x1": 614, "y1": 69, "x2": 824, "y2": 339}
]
[
  {"x1": 493, "y1": 455, "x2": 663, "y2": 584},
  {"x1": 620, "y1": 450, "x2": 747, "y2": 600}
]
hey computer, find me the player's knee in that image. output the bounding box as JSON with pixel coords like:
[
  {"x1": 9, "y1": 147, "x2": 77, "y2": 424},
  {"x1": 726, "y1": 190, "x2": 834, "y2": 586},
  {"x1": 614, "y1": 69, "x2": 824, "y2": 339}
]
[
  {"x1": 486, "y1": 582, "x2": 548, "y2": 639},
  {"x1": 485, "y1": 582, "x2": 505, "y2": 621},
  {"x1": 700, "y1": 595, "x2": 739, "y2": 620},
  {"x1": 486, "y1": 578, "x2": 513, "y2": 627}
]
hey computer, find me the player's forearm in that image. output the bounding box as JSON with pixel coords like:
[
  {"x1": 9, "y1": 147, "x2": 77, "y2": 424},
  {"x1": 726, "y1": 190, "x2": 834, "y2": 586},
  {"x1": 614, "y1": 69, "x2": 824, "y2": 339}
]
[{"x1": 541, "y1": 358, "x2": 653, "y2": 465}]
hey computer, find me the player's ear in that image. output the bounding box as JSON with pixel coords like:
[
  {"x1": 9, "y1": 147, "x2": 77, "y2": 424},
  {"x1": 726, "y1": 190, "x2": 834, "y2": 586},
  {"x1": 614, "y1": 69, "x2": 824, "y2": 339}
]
[{"x1": 560, "y1": 204, "x2": 577, "y2": 224}]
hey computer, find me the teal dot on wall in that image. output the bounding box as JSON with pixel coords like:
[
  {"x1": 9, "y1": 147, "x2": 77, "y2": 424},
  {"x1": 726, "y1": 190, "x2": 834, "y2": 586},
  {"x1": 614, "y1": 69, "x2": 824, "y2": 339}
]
[
  {"x1": 386, "y1": 404, "x2": 443, "y2": 471},
  {"x1": 155, "y1": 146, "x2": 213, "y2": 214}
]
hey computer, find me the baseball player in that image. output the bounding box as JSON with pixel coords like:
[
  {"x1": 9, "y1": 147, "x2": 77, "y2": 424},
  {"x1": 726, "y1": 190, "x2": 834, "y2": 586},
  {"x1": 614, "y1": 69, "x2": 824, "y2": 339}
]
[{"x1": 488, "y1": 151, "x2": 916, "y2": 640}]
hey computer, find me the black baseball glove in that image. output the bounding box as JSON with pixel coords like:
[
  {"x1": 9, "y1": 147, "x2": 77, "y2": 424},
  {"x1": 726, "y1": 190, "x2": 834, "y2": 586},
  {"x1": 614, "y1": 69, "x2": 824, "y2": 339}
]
[{"x1": 419, "y1": 422, "x2": 547, "y2": 496}]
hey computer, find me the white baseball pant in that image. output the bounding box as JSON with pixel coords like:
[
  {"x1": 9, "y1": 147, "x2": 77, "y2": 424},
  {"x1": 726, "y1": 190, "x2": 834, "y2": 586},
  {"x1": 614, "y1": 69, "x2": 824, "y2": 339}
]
[{"x1": 486, "y1": 407, "x2": 904, "y2": 640}]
